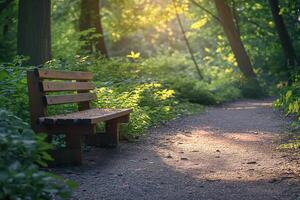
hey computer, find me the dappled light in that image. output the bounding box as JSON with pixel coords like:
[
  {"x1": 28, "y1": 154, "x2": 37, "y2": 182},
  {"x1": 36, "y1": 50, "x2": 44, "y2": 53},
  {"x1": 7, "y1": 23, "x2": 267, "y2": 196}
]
[
  {"x1": 0, "y1": 0, "x2": 299, "y2": 199},
  {"x1": 148, "y1": 100, "x2": 298, "y2": 185},
  {"x1": 49, "y1": 100, "x2": 299, "y2": 200},
  {"x1": 155, "y1": 131, "x2": 280, "y2": 181},
  {"x1": 224, "y1": 101, "x2": 273, "y2": 110}
]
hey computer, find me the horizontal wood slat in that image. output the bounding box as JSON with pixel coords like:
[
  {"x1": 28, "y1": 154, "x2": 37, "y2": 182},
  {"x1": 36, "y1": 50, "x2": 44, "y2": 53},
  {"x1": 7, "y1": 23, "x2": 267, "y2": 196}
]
[
  {"x1": 45, "y1": 93, "x2": 96, "y2": 105},
  {"x1": 39, "y1": 108, "x2": 132, "y2": 125},
  {"x1": 42, "y1": 82, "x2": 95, "y2": 92},
  {"x1": 37, "y1": 69, "x2": 93, "y2": 80}
]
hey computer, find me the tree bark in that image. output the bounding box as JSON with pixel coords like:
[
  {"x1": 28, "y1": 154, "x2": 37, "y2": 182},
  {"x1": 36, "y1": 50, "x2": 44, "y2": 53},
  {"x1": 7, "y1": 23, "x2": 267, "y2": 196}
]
[
  {"x1": 268, "y1": 0, "x2": 297, "y2": 67},
  {"x1": 17, "y1": 0, "x2": 51, "y2": 66},
  {"x1": 79, "y1": 0, "x2": 108, "y2": 56},
  {"x1": 214, "y1": 0, "x2": 256, "y2": 78}
]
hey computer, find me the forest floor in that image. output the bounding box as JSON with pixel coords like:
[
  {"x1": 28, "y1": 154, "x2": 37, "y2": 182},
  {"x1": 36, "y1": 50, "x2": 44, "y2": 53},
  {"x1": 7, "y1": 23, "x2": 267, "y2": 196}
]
[{"x1": 54, "y1": 99, "x2": 300, "y2": 200}]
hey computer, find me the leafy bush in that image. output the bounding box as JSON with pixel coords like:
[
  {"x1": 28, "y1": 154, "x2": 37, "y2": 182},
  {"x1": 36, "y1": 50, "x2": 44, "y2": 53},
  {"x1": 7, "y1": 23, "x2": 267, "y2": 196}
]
[
  {"x1": 209, "y1": 77, "x2": 241, "y2": 102},
  {"x1": 0, "y1": 109, "x2": 76, "y2": 199},
  {"x1": 0, "y1": 57, "x2": 32, "y2": 120},
  {"x1": 141, "y1": 52, "x2": 197, "y2": 79},
  {"x1": 95, "y1": 83, "x2": 203, "y2": 139},
  {"x1": 239, "y1": 77, "x2": 264, "y2": 98},
  {"x1": 0, "y1": 54, "x2": 244, "y2": 140},
  {"x1": 273, "y1": 72, "x2": 300, "y2": 121},
  {"x1": 166, "y1": 78, "x2": 217, "y2": 105},
  {"x1": 43, "y1": 54, "x2": 246, "y2": 139},
  {"x1": 273, "y1": 72, "x2": 300, "y2": 150}
]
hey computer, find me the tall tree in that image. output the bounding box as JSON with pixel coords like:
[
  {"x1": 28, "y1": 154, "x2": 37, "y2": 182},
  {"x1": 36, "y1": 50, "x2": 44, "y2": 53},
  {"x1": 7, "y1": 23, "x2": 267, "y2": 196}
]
[
  {"x1": 214, "y1": 0, "x2": 256, "y2": 78},
  {"x1": 79, "y1": 0, "x2": 108, "y2": 56},
  {"x1": 268, "y1": 0, "x2": 298, "y2": 67},
  {"x1": 17, "y1": 0, "x2": 51, "y2": 66}
]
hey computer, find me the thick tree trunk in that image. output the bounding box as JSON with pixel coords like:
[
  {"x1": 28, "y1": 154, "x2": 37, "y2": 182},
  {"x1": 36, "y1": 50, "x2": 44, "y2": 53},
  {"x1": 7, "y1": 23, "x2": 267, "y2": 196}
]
[
  {"x1": 268, "y1": 0, "x2": 297, "y2": 67},
  {"x1": 17, "y1": 0, "x2": 51, "y2": 66},
  {"x1": 214, "y1": 0, "x2": 256, "y2": 78},
  {"x1": 79, "y1": 0, "x2": 108, "y2": 56}
]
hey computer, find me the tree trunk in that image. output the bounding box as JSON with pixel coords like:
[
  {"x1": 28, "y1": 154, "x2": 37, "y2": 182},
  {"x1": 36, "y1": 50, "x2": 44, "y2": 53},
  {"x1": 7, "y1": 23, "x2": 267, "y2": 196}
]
[
  {"x1": 268, "y1": 0, "x2": 297, "y2": 67},
  {"x1": 214, "y1": 0, "x2": 256, "y2": 78},
  {"x1": 79, "y1": 0, "x2": 108, "y2": 56},
  {"x1": 17, "y1": 0, "x2": 51, "y2": 66}
]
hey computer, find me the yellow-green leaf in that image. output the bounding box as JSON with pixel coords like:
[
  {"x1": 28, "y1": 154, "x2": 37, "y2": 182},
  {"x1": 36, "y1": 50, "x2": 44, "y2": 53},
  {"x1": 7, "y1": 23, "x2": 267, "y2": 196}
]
[{"x1": 191, "y1": 17, "x2": 208, "y2": 30}]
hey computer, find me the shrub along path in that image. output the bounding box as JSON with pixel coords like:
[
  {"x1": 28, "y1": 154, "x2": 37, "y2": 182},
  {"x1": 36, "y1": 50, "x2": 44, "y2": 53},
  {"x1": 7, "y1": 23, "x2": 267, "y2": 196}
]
[{"x1": 54, "y1": 99, "x2": 300, "y2": 200}]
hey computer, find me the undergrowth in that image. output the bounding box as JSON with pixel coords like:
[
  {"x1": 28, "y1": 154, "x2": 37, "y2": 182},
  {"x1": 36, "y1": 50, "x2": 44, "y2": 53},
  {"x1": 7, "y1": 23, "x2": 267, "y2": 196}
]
[
  {"x1": 0, "y1": 109, "x2": 76, "y2": 199},
  {"x1": 274, "y1": 71, "x2": 300, "y2": 150},
  {"x1": 0, "y1": 53, "x2": 248, "y2": 140}
]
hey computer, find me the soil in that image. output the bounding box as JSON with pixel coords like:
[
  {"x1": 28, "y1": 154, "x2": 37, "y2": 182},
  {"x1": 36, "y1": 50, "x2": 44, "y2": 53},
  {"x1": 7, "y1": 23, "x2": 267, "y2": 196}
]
[{"x1": 53, "y1": 99, "x2": 300, "y2": 200}]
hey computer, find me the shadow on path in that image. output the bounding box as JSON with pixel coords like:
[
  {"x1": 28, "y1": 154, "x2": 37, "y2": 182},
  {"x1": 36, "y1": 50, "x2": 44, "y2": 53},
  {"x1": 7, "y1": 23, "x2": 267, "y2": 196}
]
[{"x1": 54, "y1": 99, "x2": 300, "y2": 200}]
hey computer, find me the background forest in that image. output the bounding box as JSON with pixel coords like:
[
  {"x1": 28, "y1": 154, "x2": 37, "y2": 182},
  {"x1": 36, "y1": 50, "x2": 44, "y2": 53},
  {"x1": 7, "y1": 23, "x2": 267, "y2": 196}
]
[{"x1": 0, "y1": 0, "x2": 299, "y2": 199}]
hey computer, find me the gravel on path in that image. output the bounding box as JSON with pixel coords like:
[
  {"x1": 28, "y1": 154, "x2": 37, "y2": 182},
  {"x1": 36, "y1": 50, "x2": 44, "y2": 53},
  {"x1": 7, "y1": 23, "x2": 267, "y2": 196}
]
[{"x1": 54, "y1": 99, "x2": 300, "y2": 200}]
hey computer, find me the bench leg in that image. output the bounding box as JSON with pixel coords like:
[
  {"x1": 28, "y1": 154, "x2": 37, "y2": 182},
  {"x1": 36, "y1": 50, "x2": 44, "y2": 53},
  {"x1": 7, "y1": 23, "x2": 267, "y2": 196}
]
[
  {"x1": 106, "y1": 119, "x2": 119, "y2": 148},
  {"x1": 50, "y1": 134, "x2": 83, "y2": 165},
  {"x1": 85, "y1": 115, "x2": 129, "y2": 148},
  {"x1": 65, "y1": 133, "x2": 83, "y2": 164}
]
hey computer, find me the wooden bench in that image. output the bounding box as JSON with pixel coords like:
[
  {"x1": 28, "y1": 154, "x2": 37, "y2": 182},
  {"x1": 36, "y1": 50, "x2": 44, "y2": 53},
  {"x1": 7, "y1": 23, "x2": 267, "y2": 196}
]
[{"x1": 27, "y1": 69, "x2": 132, "y2": 165}]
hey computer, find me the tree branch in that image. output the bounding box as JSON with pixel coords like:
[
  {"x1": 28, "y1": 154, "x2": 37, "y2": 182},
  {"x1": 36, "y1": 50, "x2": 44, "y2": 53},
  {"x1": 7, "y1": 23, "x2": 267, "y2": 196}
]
[
  {"x1": 172, "y1": 0, "x2": 203, "y2": 79},
  {"x1": 190, "y1": 0, "x2": 221, "y2": 23}
]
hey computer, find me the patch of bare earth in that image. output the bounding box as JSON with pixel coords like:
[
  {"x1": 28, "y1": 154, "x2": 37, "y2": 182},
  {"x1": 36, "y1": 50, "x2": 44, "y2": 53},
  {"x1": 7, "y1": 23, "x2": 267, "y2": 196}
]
[{"x1": 54, "y1": 99, "x2": 300, "y2": 200}]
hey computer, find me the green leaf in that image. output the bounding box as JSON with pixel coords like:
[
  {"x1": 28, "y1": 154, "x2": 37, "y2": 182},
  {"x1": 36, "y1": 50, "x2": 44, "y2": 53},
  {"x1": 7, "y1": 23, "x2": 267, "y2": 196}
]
[
  {"x1": 0, "y1": 70, "x2": 8, "y2": 80},
  {"x1": 286, "y1": 90, "x2": 292, "y2": 101}
]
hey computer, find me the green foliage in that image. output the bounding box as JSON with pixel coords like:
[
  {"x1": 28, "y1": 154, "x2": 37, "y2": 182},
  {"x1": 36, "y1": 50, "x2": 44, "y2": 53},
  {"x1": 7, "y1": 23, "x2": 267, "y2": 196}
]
[
  {"x1": 209, "y1": 76, "x2": 242, "y2": 102},
  {"x1": 278, "y1": 136, "x2": 300, "y2": 150},
  {"x1": 166, "y1": 78, "x2": 216, "y2": 105},
  {"x1": 43, "y1": 52, "x2": 246, "y2": 140},
  {"x1": 166, "y1": 75, "x2": 243, "y2": 105},
  {"x1": 52, "y1": 0, "x2": 81, "y2": 59},
  {"x1": 1, "y1": 0, "x2": 299, "y2": 197},
  {"x1": 0, "y1": 0, "x2": 18, "y2": 62},
  {"x1": 0, "y1": 57, "x2": 32, "y2": 120},
  {"x1": 273, "y1": 71, "x2": 300, "y2": 150},
  {"x1": 274, "y1": 72, "x2": 300, "y2": 120},
  {"x1": 0, "y1": 51, "x2": 246, "y2": 141},
  {"x1": 141, "y1": 51, "x2": 198, "y2": 79},
  {"x1": 0, "y1": 109, "x2": 76, "y2": 200},
  {"x1": 95, "y1": 83, "x2": 203, "y2": 139},
  {"x1": 239, "y1": 77, "x2": 265, "y2": 99}
]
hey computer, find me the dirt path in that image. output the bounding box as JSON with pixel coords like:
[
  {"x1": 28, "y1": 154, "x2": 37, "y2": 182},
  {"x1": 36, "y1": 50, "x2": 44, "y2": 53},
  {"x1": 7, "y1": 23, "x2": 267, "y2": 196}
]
[{"x1": 55, "y1": 99, "x2": 300, "y2": 200}]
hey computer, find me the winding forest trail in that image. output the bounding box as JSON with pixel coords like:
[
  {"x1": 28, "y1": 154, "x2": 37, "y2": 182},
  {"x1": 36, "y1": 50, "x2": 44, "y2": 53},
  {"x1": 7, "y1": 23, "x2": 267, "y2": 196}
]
[{"x1": 56, "y1": 99, "x2": 300, "y2": 200}]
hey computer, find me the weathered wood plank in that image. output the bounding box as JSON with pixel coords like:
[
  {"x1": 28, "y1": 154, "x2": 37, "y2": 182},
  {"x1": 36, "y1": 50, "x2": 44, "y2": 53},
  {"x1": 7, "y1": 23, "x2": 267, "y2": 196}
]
[
  {"x1": 90, "y1": 110, "x2": 132, "y2": 124},
  {"x1": 37, "y1": 69, "x2": 93, "y2": 80},
  {"x1": 42, "y1": 81, "x2": 95, "y2": 92},
  {"x1": 39, "y1": 108, "x2": 132, "y2": 125},
  {"x1": 77, "y1": 80, "x2": 93, "y2": 111},
  {"x1": 45, "y1": 93, "x2": 96, "y2": 105},
  {"x1": 27, "y1": 71, "x2": 47, "y2": 132}
]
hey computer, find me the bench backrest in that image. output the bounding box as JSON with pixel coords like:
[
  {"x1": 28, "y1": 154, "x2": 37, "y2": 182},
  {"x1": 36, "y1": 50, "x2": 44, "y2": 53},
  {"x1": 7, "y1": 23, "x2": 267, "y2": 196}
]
[{"x1": 27, "y1": 69, "x2": 96, "y2": 132}]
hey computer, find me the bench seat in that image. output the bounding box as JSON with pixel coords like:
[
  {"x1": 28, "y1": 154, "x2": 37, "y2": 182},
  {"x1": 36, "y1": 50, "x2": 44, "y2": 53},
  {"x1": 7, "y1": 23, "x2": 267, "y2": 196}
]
[{"x1": 39, "y1": 108, "x2": 132, "y2": 125}]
